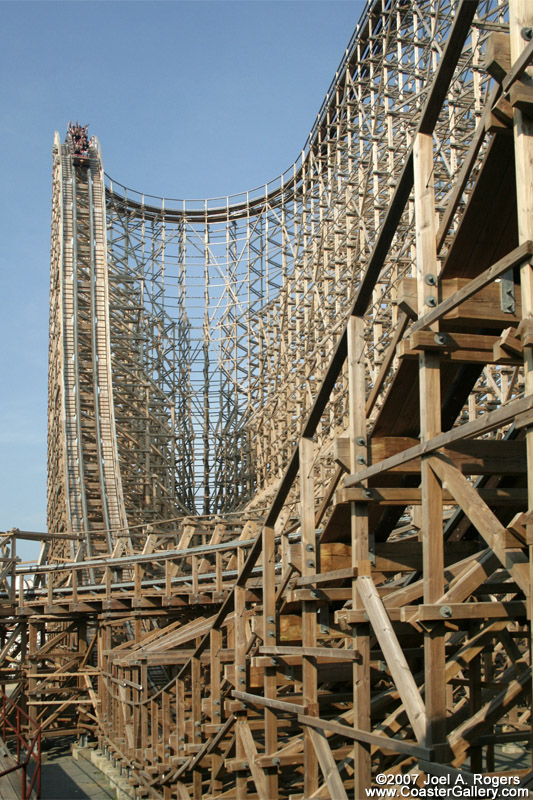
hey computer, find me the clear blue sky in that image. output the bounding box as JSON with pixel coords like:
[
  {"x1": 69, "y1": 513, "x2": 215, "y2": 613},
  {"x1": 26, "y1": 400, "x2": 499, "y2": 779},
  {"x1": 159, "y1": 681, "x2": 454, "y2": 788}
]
[{"x1": 0, "y1": 0, "x2": 364, "y2": 560}]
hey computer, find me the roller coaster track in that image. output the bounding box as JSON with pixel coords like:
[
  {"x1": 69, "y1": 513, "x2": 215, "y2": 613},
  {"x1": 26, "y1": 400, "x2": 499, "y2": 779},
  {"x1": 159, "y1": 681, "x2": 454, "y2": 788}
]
[
  {"x1": 49, "y1": 133, "x2": 128, "y2": 561},
  {"x1": 49, "y1": 1, "x2": 511, "y2": 550},
  {"x1": 26, "y1": 0, "x2": 533, "y2": 795}
]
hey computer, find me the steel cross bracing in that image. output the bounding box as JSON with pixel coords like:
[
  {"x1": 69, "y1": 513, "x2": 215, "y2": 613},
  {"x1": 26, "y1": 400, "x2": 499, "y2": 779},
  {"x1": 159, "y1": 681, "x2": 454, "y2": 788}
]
[{"x1": 14, "y1": 0, "x2": 531, "y2": 795}]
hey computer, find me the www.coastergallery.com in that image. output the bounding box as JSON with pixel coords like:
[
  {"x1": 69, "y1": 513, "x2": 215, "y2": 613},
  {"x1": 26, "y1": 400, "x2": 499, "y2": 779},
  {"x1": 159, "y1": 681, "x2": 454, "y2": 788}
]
[{"x1": 365, "y1": 774, "x2": 527, "y2": 798}]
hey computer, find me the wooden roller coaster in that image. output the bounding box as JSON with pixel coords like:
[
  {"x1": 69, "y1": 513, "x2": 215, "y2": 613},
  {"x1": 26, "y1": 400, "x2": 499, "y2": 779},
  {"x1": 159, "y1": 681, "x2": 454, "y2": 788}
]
[{"x1": 2, "y1": 0, "x2": 533, "y2": 797}]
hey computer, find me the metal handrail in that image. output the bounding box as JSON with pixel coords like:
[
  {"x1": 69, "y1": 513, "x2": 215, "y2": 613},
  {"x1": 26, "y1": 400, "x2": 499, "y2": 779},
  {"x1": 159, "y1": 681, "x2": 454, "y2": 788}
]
[{"x1": 0, "y1": 690, "x2": 41, "y2": 799}]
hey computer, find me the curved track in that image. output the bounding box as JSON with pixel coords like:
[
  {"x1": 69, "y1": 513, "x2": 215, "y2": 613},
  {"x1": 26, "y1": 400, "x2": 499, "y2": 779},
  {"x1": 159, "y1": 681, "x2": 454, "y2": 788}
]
[{"x1": 40, "y1": 1, "x2": 533, "y2": 794}]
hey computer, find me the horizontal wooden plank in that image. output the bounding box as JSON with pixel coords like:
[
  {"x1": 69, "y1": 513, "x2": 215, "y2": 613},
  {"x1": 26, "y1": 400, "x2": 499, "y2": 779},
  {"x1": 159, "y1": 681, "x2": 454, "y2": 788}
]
[
  {"x1": 336, "y1": 487, "x2": 527, "y2": 506},
  {"x1": 417, "y1": 601, "x2": 527, "y2": 621},
  {"x1": 259, "y1": 645, "x2": 359, "y2": 661},
  {"x1": 344, "y1": 395, "x2": 533, "y2": 487},
  {"x1": 286, "y1": 588, "x2": 352, "y2": 601},
  {"x1": 407, "y1": 241, "x2": 533, "y2": 333},
  {"x1": 336, "y1": 437, "x2": 526, "y2": 476},
  {"x1": 398, "y1": 331, "x2": 522, "y2": 365},
  {"x1": 295, "y1": 567, "x2": 357, "y2": 586},
  {"x1": 232, "y1": 690, "x2": 306, "y2": 716},
  {"x1": 398, "y1": 276, "x2": 522, "y2": 327}
]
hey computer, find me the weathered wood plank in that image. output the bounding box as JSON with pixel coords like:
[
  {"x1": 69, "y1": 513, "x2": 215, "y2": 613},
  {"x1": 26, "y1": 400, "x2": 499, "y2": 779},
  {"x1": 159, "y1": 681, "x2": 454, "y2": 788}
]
[
  {"x1": 344, "y1": 395, "x2": 533, "y2": 487},
  {"x1": 356, "y1": 575, "x2": 427, "y2": 742},
  {"x1": 308, "y1": 726, "x2": 349, "y2": 800},
  {"x1": 429, "y1": 455, "x2": 529, "y2": 597}
]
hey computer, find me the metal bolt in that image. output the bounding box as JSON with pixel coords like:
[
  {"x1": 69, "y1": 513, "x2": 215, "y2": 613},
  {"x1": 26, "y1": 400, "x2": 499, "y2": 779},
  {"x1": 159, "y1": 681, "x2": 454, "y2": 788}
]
[
  {"x1": 239, "y1": 678, "x2": 245, "y2": 684},
  {"x1": 356, "y1": 455, "x2": 366, "y2": 465},
  {"x1": 424, "y1": 274, "x2": 437, "y2": 286},
  {"x1": 356, "y1": 436, "x2": 366, "y2": 446},
  {"x1": 440, "y1": 605, "x2": 453, "y2": 618},
  {"x1": 425, "y1": 295, "x2": 437, "y2": 307},
  {"x1": 363, "y1": 489, "x2": 373, "y2": 499},
  {"x1": 238, "y1": 665, "x2": 245, "y2": 672},
  {"x1": 522, "y1": 27, "x2": 533, "y2": 40},
  {"x1": 268, "y1": 630, "x2": 276, "y2": 637},
  {"x1": 306, "y1": 560, "x2": 315, "y2": 569},
  {"x1": 306, "y1": 543, "x2": 314, "y2": 552},
  {"x1": 270, "y1": 658, "x2": 278, "y2": 666},
  {"x1": 434, "y1": 333, "x2": 447, "y2": 346},
  {"x1": 267, "y1": 616, "x2": 275, "y2": 624},
  {"x1": 272, "y1": 757, "x2": 281, "y2": 766}
]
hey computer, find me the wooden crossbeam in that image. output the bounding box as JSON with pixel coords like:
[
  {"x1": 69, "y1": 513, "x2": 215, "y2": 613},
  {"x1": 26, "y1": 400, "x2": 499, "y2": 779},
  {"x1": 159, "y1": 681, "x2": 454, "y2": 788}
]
[
  {"x1": 429, "y1": 455, "x2": 529, "y2": 596},
  {"x1": 345, "y1": 395, "x2": 533, "y2": 487}
]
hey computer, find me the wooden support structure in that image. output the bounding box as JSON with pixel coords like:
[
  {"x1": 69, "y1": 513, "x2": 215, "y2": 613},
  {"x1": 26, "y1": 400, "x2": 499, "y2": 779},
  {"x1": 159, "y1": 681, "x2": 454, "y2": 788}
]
[{"x1": 3, "y1": 1, "x2": 533, "y2": 799}]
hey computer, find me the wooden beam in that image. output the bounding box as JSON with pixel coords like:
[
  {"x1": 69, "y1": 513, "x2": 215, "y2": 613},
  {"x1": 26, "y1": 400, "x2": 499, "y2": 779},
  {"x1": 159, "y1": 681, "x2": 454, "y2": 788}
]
[
  {"x1": 238, "y1": 720, "x2": 267, "y2": 800},
  {"x1": 409, "y1": 242, "x2": 533, "y2": 335},
  {"x1": 344, "y1": 394, "x2": 533, "y2": 487},
  {"x1": 298, "y1": 714, "x2": 433, "y2": 760},
  {"x1": 356, "y1": 575, "x2": 427, "y2": 742},
  {"x1": 429, "y1": 455, "x2": 529, "y2": 597},
  {"x1": 308, "y1": 726, "x2": 349, "y2": 800}
]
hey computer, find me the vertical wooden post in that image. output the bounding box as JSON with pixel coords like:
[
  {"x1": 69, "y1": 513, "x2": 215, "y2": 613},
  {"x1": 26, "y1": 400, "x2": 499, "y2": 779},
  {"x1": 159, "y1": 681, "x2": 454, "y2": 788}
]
[
  {"x1": 134, "y1": 563, "x2": 142, "y2": 600},
  {"x1": 165, "y1": 560, "x2": 172, "y2": 597},
  {"x1": 150, "y1": 697, "x2": 158, "y2": 757},
  {"x1": 78, "y1": 618, "x2": 87, "y2": 734},
  {"x1": 262, "y1": 525, "x2": 278, "y2": 799},
  {"x1": 105, "y1": 567, "x2": 111, "y2": 604},
  {"x1": 28, "y1": 623, "x2": 38, "y2": 726},
  {"x1": 299, "y1": 437, "x2": 318, "y2": 797},
  {"x1": 192, "y1": 554, "x2": 199, "y2": 597},
  {"x1": 9, "y1": 536, "x2": 16, "y2": 605},
  {"x1": 191, "y1": 639, "x2": 202, "y2": 800},
  {"x1": 209, "y1": 626, "x2": 223, "y2": 797},
  {"x1": 72, "y1": 567, "x2": 78, "y2": 606},
  {"x1": 99, "y1": 624, "x2": 111, "y2": 740},
  {"x1": 468, "y1": 635, "x2": 483, "y2": 771},
  {"x1": 140, "y1": 663, "x2": 148, "y2": 763},
  {"x1": 176, "y1": 675, "x2": 186, "y2": 762},
  {"x1": 414, "y1": 132, "x2": 446, "y2": 749},
  {"x1": 18, "y1": 575, "x2": 25, "y2": 614},
  {"x1": 348, "y1": 315, "x2": 371, "y2": 797},
  {"x1": 46, "y1": 573, "x2": 53, "y2": 609},
  {"x1": 235, "y1": 547, "x2": 248, "y2": 799},
  {"x1": 215, "y1": 551, "x2": 222, "y2": 594},
  {"x1": 162, "y1": 688, "x2": 170, "y2": 763},
  {"x1": 510, "y1": 0, "x2": 533, "y2": 765}
]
